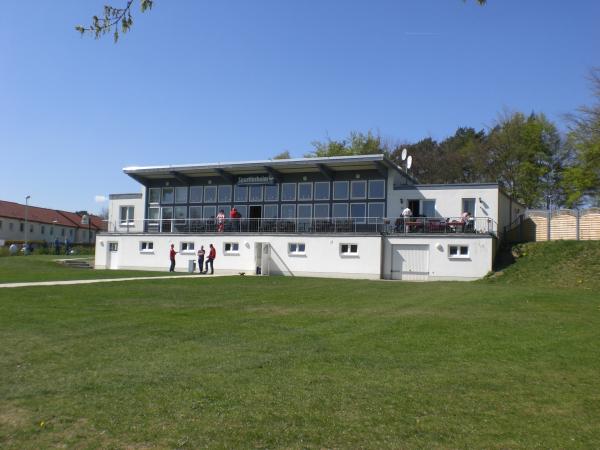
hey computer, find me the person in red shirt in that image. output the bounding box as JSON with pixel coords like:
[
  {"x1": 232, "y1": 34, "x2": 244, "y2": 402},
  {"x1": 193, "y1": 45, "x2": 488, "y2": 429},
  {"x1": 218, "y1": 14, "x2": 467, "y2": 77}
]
[
  {"x1": 169, "y1": 243, "x2": 177, "y2": 272},
  {"x1": 206, "y1": 243, "x2": 216, "y2": 274}
]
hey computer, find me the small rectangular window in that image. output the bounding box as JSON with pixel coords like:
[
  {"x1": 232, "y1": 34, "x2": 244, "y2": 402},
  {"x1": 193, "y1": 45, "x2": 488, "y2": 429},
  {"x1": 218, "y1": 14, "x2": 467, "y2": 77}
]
[
  {"x1": 120, "y1": 206, "x2": 135, "y2": 225},
  {"x1": 340, "y1": 243, "x2": 359, "y2": 255},
  {"x1": 9, "y1": 222, "x2": 14, "y2": 231},
  {"x1": 140, "y1": 241, "x2": 154, "y2": 252},
  {"x1": 448, "y1": 245, "x2": 469, "y2": 258},
  {"x1": 180, "y1": 242, "x2": 195, "y2": 252},
  {"x1": 41, "y1": 225, "x2": 45, "y2": 234},
  {"x1": 288, "y1": 242, "x2": 306, "y2": 254},
  {"x1": 224, "y1": 242, "x2": 240, "y2": 254},
  {"x1": 108, "y1": 242, "x2": 118, "y2": 251},
  {"x1": 20, "y1": 223, "x2": 24, "y2": 232},
  {"x1": 0, "y1": 220, "x2": 2, "y2": 230}
]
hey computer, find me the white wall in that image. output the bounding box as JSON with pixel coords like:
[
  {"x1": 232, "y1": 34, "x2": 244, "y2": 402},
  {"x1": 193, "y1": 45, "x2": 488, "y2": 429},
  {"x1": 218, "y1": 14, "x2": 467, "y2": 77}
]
[
  {"x1": 0, "y1": 218, "x2": 76, "y2": 244},
  {"x1": 497, "y1": 191, "x2": 525, "y2": 238},
  {"x1": 108, "y1": 193, "x2": 145, "y2": 233},
  {"x1": 95, "y1": 233, "x2": 383, "y2": 279},
  {"x1": 383, "y1": 235, "x2": 495, "y2": 281},
  {"x1": 387, "y1": 185, "x2": 500, "y2": 230}
]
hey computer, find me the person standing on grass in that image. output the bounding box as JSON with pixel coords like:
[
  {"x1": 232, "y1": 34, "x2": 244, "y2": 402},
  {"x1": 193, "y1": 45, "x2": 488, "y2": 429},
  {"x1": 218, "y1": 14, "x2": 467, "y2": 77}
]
[
  {"x1": 205, "y1": 243, "x2": 216, "y2": 275},
  {"x1": 169, "y1": 243, "x2": 177, "y2": 272},
  {"x1": 197, "y1": 245, "x2": 205, "y2": 274}
]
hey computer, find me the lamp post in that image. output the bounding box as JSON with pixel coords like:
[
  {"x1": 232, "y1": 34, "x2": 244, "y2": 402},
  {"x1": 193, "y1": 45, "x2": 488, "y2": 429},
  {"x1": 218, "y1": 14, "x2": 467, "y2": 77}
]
[{"x1": 24, "y1": 195, "x2": 31, "y2": 255}]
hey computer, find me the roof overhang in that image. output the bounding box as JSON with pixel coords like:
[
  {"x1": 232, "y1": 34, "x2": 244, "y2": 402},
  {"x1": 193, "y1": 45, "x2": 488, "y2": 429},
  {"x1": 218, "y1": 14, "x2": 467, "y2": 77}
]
[{"x1": 123, "y1": 155, "x2": 416, "y2": 184}]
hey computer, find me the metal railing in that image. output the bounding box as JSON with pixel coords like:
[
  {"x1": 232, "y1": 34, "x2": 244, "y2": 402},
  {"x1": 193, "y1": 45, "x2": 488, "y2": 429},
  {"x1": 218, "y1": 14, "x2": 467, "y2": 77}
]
[{"x1": 106, "y1": 217, "x2": 496, "y2": 235}]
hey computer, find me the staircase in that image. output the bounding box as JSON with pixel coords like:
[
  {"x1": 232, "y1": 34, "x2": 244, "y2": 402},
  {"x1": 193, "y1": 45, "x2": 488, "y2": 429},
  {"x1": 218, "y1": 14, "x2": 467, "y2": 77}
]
[{"x1": 60, "y1": 259, "x2": 94, "y2": 269}]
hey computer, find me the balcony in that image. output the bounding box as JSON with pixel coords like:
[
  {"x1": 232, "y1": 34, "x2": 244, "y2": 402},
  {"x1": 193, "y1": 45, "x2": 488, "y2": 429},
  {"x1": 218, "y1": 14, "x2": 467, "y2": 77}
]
[{"x1": 105, "y1": 217, "x2": 497, "y2": 236}]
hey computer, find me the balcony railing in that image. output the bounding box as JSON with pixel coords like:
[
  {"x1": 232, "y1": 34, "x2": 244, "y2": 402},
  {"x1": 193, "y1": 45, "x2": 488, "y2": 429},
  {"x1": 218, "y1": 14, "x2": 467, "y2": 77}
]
[{"x1": 106, "y1": 217, "x2": 496, "y2": 235}]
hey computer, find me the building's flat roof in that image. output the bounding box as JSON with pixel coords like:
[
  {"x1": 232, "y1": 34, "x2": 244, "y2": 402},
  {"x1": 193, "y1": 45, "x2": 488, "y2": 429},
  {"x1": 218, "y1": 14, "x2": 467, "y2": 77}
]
[{"x1": 123, "y1": 154, "x2": 417, "y2": 184}]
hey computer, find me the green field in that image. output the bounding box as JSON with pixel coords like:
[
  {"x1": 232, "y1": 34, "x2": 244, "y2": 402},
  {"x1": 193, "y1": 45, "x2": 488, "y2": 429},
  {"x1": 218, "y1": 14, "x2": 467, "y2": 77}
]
[
  {"x1": 1, "y1": 242, "x2": 599, "y2": 448},
  {"x1": 0, "y1": 255, "x2": 188, "y2": 284}
]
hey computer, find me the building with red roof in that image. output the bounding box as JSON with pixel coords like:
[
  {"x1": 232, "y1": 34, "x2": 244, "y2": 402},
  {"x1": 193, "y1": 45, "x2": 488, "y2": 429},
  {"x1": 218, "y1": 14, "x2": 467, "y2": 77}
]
[{"x1": 0, "y1": 199, "x2": 107, "y2": 246}]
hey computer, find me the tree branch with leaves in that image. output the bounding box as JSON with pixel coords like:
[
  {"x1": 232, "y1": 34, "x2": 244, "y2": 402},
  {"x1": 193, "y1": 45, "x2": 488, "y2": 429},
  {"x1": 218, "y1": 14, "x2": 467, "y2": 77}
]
[{"x1": 75, "y1": 0, "x2": 153, "y2": 43}]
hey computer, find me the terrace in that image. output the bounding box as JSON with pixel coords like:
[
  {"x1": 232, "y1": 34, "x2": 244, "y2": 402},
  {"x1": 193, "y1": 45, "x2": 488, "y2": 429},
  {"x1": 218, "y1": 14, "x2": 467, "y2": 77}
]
[{"x1": 105, "y1": 216, "x2": 497, "y2": 235}]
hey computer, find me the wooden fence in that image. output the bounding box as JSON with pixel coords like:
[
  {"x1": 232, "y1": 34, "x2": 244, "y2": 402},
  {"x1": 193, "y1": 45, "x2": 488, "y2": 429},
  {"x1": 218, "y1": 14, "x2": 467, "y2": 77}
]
[{"x1": 503, "y1": 208, "x2": 600, "y2": 243}]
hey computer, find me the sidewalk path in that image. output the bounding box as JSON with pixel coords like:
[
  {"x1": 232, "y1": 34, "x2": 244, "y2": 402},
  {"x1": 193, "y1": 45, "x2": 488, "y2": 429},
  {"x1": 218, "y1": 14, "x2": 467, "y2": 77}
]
[{"x1": 0, "y1": 274, "x2": 229, "y2": 289}]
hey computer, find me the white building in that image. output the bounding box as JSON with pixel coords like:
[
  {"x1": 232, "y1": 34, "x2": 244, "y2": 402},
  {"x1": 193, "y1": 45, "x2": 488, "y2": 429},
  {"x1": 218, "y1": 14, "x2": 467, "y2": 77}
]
[{"x1": 95, "y1": 155, "x2": 522, "y2": 280}]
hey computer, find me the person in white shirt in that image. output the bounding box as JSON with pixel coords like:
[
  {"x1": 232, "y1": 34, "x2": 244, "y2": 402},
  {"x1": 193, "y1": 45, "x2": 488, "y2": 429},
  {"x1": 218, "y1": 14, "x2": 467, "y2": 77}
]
[
  {"x1": 401, "y1": 207, "x2": 412, "y2": 232},
  {"x1": 402, "y1": 207, "x2": 412, "y2": 218}
]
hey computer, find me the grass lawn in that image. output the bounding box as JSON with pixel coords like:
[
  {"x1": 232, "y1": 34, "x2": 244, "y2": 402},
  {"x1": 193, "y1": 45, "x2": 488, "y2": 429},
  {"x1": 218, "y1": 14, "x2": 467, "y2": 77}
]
[
  {"x1": 0, "y1": 255, "x2": 189, "y2": 284},
  {"x1": 0, "y1": 242, "x2": 599, "y2": 448}
]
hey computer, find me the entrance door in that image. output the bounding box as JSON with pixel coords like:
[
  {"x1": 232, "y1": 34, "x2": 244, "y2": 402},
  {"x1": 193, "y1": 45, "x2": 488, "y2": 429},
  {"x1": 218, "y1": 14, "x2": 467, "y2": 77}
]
[
  {"x1": 107, "y1": 242, "x2": 119, "y2": 269},
  {"x1": 408, "y1": 200, "x2": 420, "y2": 216},
  {"x1": 249, "y1": 205, "x2": 262, "y2": 231},
  {"x1": 254, "y1": 242, "x2": 270, "y2": 275},
  {"x1": 391, "y1": 244, "x2": 429, "y2": 280}
]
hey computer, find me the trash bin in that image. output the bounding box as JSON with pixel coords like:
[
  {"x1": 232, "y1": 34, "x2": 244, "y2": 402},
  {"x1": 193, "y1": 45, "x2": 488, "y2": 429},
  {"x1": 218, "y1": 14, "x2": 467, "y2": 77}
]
[{"x1": 188, "y1": 259, "x2": 196, "y2": 273}]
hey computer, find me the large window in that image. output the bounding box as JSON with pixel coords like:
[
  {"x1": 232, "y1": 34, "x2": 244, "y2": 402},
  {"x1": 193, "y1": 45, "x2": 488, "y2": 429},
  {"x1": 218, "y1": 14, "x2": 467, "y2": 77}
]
[
  {"x1": 462, "y1": 198, "x2": 476, "y2": 216},
  {"x1": 148, "y1": 207, "x2": 160, "y2": 223},
  {"x1": 148, "y1": 188, "x2": 161, "y2": 203},
  {"x1": 281, "y1": 204, "x2": 296, "y2": 219},
  {"x1": 264, "y1": 184, "x2": 279, "y2": 202},
  {"x1": 368, "y1": 203, "x2": 385, "y2": 223},
  {"x1": 314, "y1": 182, "x2": 330, "y2": 201},
  {"x1": 174, "y1": 206, "x2": 187, "y2": 223},
  {"x1": 218, "y1": 185, "x2": 232, "y2": 203},
  {"x1": 314, "y1": 204, "x2": 329, "y2": 219},
  {"x1": 298, "y1": 183, "x2": 313, "y2": 201},
  {"x1": 234, "y1": 185, "x2": 248, "y2": 203},
  {"x1": 204, "y1": 186, "x2": 217, "y2": 203},
  {"x1": 332, "y1": 203, "x2": 348, "y2": 218},
  {"x1": 263, "y1": 204, "x2": 278, "y2": 219},
  {"x1": 351, "y1": 180, "x2": 367, "y2": 200},
  {"x1": 120, "y1": 206, "x2": 135, "y2": 225},
  {"x1": 189, "y1": 206, "x2": 203, "y2": 219},
  {"x1": 249, "y1": 185, "x2": 263, "y2": 202},
  {"x1": 350, "y1": 203, "x2": 366, "y2": 223},
  {"x1": 162, "y1": 187, "x2": 174, "y2": 203},
  {"x1": 281, "y1": 183, "x2": 296, "y2": 201},
  {"x1": 190, "y1": 186, "x2": 203, "y2": 203},
  {"x1": 333, "y1": 181, "x2": 349, "y2": 200},
  {"x1": 175, "y1": 187, "x2": 188, "y2": 203},
  {"x1": 234, "y1": 205, "x2": 248, "y2": 218},
  {"x1": 203, "y1": 205, "x2": 216, "y2": 218},
  {"x1": 368, "y1": 180, "x2": 385, "y2": 199}
]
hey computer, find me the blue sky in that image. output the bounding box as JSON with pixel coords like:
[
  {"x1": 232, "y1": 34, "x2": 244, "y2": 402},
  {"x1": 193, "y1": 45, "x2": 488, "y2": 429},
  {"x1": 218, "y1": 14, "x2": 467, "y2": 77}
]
[{"x1": 1, "y1": 0, "x2": 598, "y2": 213}]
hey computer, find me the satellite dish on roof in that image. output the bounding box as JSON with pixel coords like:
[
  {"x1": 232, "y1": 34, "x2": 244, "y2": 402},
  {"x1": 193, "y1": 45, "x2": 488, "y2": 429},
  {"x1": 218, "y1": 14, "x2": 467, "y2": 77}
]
[
  {"x1": 407, "y1": 155, "x2": 413, "y2": 169},
  {"x1": 401, "y1": 148, "x2": 407, "y2": 161}
]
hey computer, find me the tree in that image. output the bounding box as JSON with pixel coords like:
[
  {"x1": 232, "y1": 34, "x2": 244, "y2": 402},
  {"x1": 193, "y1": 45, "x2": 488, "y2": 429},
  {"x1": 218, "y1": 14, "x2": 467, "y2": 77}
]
[
  {"x1": 485, "y1": 112, "x2": 562, "y2": 208},
  {"x1": 272, "y1": 151, "x2": 292, "y2": 160},
  {"x1": 75, "y1": 0, "x2": 153, "y2": 42},
  {"x1": 306, "y1": 131, "x2": 387, "y2": 158},
  {"x1": 562, "y1": 68, "x2": 600, "y2": 207}
]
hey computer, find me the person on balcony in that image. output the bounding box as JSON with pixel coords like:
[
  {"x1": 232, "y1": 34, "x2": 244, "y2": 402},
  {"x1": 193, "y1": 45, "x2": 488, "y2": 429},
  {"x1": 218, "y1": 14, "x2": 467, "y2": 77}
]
[
  {"x1": 401, "y1": 207, "x2": 412, "y2": 232},
  {"x1": 216, "y1": 210, "x2": 226, "y2": 232},
  {"x1": 230, "y1": 207, "x2": 240, "y2": 231}
]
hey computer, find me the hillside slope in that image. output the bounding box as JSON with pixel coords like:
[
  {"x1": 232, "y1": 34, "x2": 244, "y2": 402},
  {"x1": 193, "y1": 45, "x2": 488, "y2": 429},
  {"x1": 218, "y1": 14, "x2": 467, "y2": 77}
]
[{"x1": 487, "y1": 241, "x2": 600, "y2": 290}]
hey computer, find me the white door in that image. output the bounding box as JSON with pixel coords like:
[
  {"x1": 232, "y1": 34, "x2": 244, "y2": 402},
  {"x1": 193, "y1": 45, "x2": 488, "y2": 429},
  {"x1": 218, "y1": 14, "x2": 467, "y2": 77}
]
[
  {"x1": 391, "y1": 244, "x2": 429, "y2": 281},
  {"x1": 107, "y1": 242, "x2": 119, "y2": 269}
]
